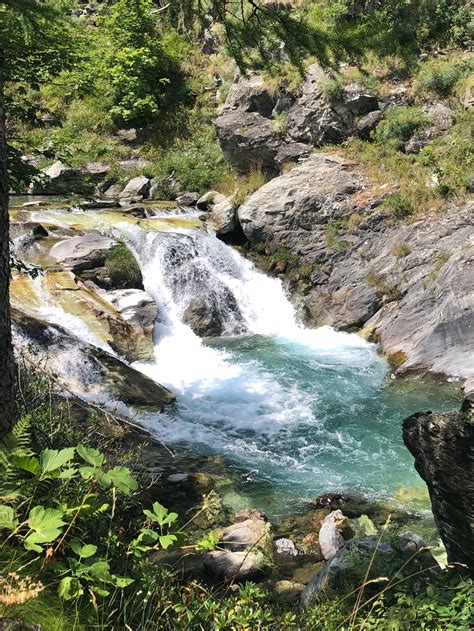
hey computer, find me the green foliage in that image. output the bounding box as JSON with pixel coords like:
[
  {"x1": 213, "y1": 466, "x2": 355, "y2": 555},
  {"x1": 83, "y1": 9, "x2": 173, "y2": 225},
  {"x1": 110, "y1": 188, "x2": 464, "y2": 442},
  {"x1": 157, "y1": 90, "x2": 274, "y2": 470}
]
[
  {"x1": 385, "y1": 193, "x2": 414, "y2": 220},
  {"x1": 416, "y1": 60, "x2": 463, "y2": 96},
  {"x1": 321, "y1": 77, "x2": 344, "y2": 103},
  {"x1": 325, "y1": 220, "x2": 349, "y2": 251},
  {"x1": 100, "y1": 0, "x2": 190, "y2": 126},
  {"x1": 374, "y1": 107, "x2": 430, "y2": 148},
  {"x1": 105, "y1": 243, "x2": 143, "y2": 290}
]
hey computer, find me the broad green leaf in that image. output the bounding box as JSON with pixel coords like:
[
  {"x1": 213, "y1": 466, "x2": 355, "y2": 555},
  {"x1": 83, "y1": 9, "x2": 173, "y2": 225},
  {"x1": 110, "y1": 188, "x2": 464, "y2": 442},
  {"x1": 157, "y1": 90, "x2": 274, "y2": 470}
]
[
  {"x1": 70, "y1": 540, "x2": 97, "y2": 559},
  {"x1": 87, "y1": 560, "x2": 111, "y2": 581},
  {"x1": 79, "y1": 466, "x2": 97, "y2": 480},
  {"x1": 90, "y1": 585, "x2": 110, "y2": 597},
  {"x1": 97, "y1": 472, "x2": 112, "y2": 489},
  {"x1": 0, "y1": 504, "x2": 18, "y2": 530},
  {"x1": 107, "y1": 466, "x2": 137, "y2": 494},
  {"x1": 76, "y1": 445, "x2": 106, "y2": 468},
  {"x1": 24, "y1": 506, "x2": 65, "y2": 551},
  {"x1": 40, "y1": 448, "x2": 75, "y2": 473},
  {"x1": 12, "y1": 455, "x2": 41, "y2": 475},
  {"x1": 113, "y1": 576, "x2": 134, "y2": 588},
  {"x1": 159, "y1": 534, "x2": 177, "y2": 550},
  {"x1": 58, "y1": 576, "x2": 83, "y2": 600}
]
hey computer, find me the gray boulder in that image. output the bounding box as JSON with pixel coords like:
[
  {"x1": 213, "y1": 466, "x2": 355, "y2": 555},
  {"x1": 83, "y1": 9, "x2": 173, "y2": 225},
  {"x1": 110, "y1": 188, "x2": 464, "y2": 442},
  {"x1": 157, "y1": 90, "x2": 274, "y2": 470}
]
[
  {"x1": 318, "y1": 510, "x2": 349, "y2": 561},
  {"x1": 182, "y1": 291, "x2": 241, "y2": 337},
  {"x1": 35, "y1": 160, "x2": 87, "y2": 194},
  {"x1": 223, "y1": 75, "x2": 276, "y2": 118},
  {"x1": 342, "y1": 83, "x2": 379, "y2": 116},
  {"x1": 50, "y1": 234, "x2": 116, "y2": 273},
  {"x1": 175, "y1": 191, "x2": 199, "y2": 206},
  {"x1": 302, "y1": 532, "x2": 439, "y2": 608},
  {"x1": 208, "y1": 195, "x2": 237, "y2": 236},
  {"x1": 119, "y1": 175, "x2": 150, "y2": 199},
  {"x1": 215, "y1": 110, "x2": 283, "y2": 173}
]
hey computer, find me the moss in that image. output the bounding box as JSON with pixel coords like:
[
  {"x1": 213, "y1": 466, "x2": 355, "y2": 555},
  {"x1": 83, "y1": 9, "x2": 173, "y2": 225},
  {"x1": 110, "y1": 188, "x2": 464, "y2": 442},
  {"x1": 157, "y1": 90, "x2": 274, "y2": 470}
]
[
  {"x1": 105, "y1": 242, "x2": 143, "y2": 290},
  {"x1": 387, "y1": 350, "x2": 408, "y2": 368}
]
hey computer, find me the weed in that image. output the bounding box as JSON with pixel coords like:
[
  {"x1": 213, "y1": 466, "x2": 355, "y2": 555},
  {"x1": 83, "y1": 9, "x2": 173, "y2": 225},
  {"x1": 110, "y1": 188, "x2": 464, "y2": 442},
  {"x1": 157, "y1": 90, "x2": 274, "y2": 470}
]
[
  {"x1": 374, "y1": 107, "x2": 430, "y2": 148},
  {"x1": 415, "y1": 60, "x2": 462, "y2": 97},
  {"x1": 391, "y1": 242, "x2": 411, "y2": 257},
  {"x1": 385, "y1": 193, "x2": 414, "y2": 220}
]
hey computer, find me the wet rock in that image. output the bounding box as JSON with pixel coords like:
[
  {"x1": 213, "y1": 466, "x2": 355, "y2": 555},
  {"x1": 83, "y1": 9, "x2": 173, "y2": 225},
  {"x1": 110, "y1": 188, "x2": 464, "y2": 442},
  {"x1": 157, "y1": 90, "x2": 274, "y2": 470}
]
[
  {"x1": 102, "y1": 183, "x2": 122, "y2": 198},
  {"x1": 233, "y1": 508, "x2": 267, "y2": 522},
  {"x1": 302, "y1": 532, "x2": 439, "y2": 607},
  {"x1": 175, "y1": 192, "x2": 199, "y2": 206},
  {"x1": 293, "y1": 563, "x2": 324, "y2": 585},
  {"x1": 49, "y1": 234, "x2": 115, "y2": 275},
  {"x1": 319, "y1": 510, "x2": 349, "y2": 561},
  {"x1": 204, "y1": 549, "x2": 267, "y2": 579},
  {"x1": 196, "y1": 190, "x2": 219, "y2": 211},
  {"x1": 403, "y1": 398, "x2": 474, "y2": 573},
  {"x1": 216, "y1": 110, "x2": 283, "y2": 173},
  {"x1": 12, "y1": 308, "x2": 175, "y2": 410},
  {"x1": 119, "y1": 175, "x2": 150, "y2": 199},
  {"x1": 182, "y1": 292, "x2": 240, "y2": 337},
  {"x1": 50, "y1": 234, "x2": 117, "y2": 272},
  {"x1": 105, "y1": 288, "x2": 158, "y2": 343}
]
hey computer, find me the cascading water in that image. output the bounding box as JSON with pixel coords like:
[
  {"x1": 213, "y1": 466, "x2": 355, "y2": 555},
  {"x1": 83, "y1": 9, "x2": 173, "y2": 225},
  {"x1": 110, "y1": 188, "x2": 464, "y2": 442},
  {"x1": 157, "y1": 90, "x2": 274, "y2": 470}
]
[{"x1": 117, "y1": 222, "x2": 459, "y2": 515}]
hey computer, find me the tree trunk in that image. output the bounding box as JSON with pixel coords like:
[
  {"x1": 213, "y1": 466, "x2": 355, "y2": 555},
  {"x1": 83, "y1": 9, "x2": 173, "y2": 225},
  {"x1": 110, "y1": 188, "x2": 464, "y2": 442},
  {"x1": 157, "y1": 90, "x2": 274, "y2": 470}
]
[{"x1": 0, "y1": 48, "x2": 17, "y2": 433}]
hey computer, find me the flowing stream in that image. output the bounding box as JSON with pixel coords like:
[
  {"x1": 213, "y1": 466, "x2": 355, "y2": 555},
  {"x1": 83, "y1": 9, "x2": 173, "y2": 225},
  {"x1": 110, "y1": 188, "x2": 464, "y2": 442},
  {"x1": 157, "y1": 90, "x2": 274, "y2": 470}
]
[
  {"x1": 117, "y1": 220, "x2": 459, "y2": 517},
  {"x1": 11, "y1": 200, "x2": 460, "y2": 518}
]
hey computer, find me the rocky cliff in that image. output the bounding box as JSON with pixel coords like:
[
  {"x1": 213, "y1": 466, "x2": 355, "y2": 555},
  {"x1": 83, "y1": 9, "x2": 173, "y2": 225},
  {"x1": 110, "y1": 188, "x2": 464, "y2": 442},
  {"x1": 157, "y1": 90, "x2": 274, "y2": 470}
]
[{"x1": 237, "y1": 153, "x2": 473, "y2": 379}]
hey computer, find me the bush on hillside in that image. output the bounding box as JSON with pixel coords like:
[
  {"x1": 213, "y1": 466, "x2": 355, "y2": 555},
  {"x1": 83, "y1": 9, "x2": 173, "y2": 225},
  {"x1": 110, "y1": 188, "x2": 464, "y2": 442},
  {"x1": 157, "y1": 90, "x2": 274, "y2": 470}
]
[
  {"x1": 374, "y1": 107, "x2": 430, "y2": 148},
  {"x1": 416, "y1": 60, "x2": 462, "y2": 96}
]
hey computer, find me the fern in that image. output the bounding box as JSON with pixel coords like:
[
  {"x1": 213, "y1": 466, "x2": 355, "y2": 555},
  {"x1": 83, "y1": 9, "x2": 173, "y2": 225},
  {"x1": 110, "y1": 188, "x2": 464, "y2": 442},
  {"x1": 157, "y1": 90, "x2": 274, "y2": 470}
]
[{"x1": 0, "y1": 415, "x2": 35, "y2": 500}]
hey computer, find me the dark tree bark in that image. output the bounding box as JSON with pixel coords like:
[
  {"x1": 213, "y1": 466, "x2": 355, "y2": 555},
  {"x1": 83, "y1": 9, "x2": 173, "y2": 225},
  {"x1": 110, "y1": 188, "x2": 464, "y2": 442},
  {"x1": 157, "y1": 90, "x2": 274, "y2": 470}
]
[{"x1": 0, "y1": 47, "x2": 17, "y2": 433}]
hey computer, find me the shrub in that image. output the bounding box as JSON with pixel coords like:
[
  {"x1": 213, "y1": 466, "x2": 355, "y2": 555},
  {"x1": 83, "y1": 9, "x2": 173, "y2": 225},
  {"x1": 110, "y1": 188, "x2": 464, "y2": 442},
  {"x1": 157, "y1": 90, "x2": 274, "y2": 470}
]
[
  {"x1": 105, "y1": 243, "x2": 143, "y2": 289},
  {"x1": 385, "y1": 193, "x2": 414, "y2": 219},
  {"x1": 392, "y1": 242, "x2": 411, "y2": 257},
  {"x1": 416, "y1": 60, "x2": 462, "y2": 96},
  {"x1": 374, "y1": 106, "x2": 430, "y2": 148}
]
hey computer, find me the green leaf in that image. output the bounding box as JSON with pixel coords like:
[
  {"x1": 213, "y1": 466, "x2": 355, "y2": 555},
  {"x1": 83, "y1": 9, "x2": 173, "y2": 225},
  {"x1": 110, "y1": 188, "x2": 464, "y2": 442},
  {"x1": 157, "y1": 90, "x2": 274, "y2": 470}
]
[
  {"x1": 58, "y1": 577, "x2": 83, "y2": 600},
  {"x1": 0, "y1": 504, "x2": 18, "y2": 530},
  {"x1": 24, "y1": 506, "x2": 65, "y2": 552},
  {"x1": 113, "y1": 576, "x2": 134, "y2": 588},
  {"x1": 12, "y1": 455, "x2": 41, "y2": 475},
  {"x1": 87, "y1": 560, "x2": 111, "y2": 581},
  {"x1": 144, "y1": 501, "x2": 169, "y2": 525},
  {"x1": 58, "y1": 468, "x2": 78, "y2": 479},
  {"x1": 79, "y1": 466, "x2": 97, "y2": 480},
  {"x1": 76, "y1": 445, "x2": 106, "y2": 468},
  {"x1": 70, "y1": 540, "x2": 97, "y2": 559},
  {"x1": 107, "y1": 466, "x2": 137, "y2": 494},
  {"x1": 159, "y1": 534, "x2": 177, "y2": 550},
  {"x1": 40, "y1": 448, "x2": 75, "y2": 473}
]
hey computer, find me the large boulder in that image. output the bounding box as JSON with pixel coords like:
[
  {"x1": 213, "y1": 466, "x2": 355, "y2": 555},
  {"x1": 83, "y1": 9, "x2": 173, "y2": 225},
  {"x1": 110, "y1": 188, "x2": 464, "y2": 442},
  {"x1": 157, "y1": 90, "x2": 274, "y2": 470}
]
[
  {"x1": 301, "y1": 532, "x2": 439, "y2": 608},
  {"x1": 182, "y1": 291, "x2": 242, "y2": 337},
  {"x1": 34, "y1": 160, "x2": 88, "y2": 194},
  {"x1": 207, "y1": 194, "x2": 237, "y2": 236},
  {"x1": 49, "y1": 234, "x2": 116, "y2": 272},
  {"x1": 222, "y1": 75, "x2": 276, "y2": 118},
  {"x1": 403, "y1": 397, "x2": 474, "y2": 574},
  {"x1": 215, "y1": 111, "x2": 283, "y2": 173},
  {"x1": 119, "y1": 175, "x2": 150, "y2": 199},
  {"x1": 238, "y1": 153, "x2": 368, "y2": 246},
  {"x1": 12, "y1": 308, "x2": 174, "y2": 410},
  {"x1": 405, "y1": 103, "x2": 454, "y2": 154}
]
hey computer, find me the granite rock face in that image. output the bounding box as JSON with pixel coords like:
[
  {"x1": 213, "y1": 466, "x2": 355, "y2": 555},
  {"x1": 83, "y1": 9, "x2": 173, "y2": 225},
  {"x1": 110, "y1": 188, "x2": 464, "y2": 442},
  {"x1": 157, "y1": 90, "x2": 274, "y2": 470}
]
[
  {"x1": 238, "y1": 153, "x2": 474, "y2": 378},
  {"x1": 403, "y1": 393, "x2": 474, "y2": 574}
]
